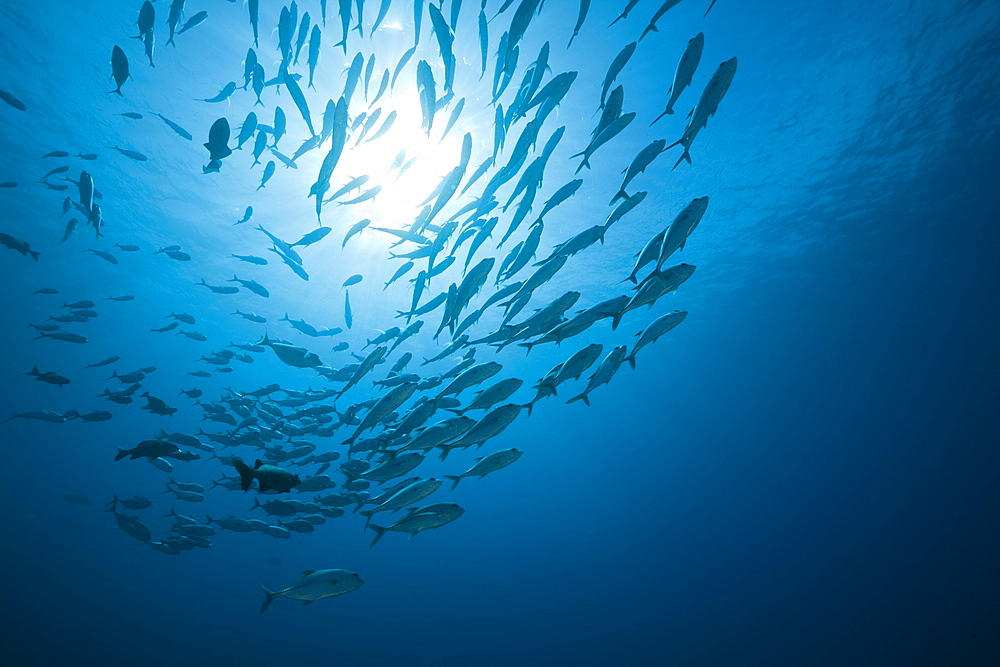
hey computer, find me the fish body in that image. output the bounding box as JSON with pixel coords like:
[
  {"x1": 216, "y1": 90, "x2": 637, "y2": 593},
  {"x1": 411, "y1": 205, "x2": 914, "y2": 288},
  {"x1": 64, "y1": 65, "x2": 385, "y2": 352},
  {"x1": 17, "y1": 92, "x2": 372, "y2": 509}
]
[
  {"x1": 444, "y1": 448, "x2": 522, "y2": 489},
  {"x1": 259, "y1": 569, "x2": 364, "y2": 613},
  {"x1": 234, "y1": 457, "x2": 301, "y2": 493}
]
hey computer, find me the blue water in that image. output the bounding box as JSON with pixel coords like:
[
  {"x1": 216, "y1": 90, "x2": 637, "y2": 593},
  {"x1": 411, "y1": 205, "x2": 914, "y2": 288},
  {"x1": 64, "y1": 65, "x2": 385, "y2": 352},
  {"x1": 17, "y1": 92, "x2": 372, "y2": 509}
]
[{"x1": 1, "y1": 0, "x2": 998, "y2": 665}]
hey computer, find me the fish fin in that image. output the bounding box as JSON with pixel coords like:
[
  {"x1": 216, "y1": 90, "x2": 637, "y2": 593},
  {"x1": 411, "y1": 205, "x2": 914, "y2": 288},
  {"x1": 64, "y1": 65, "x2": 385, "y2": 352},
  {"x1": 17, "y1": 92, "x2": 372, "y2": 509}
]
[
  {"x1": 672, "y1": 148, "x2": 692, "y2": 170},
  {"x1": 114, "y1": 448, "x2": 129, "y2": 461},
  {"x1": 258, "y1": 583, "x2": 278, "y2": 613},
  {"x1": 368, "y1": 524, "x2": 387, "y2": 547},
  {"x1": 233, "y1": 457, "x2": 255, "y2": 491},
  {"x1": 444, "y1": 474, "x2": 462, "y2": 491},
  {"x1": 626, "y1": 354, "x2": 636, "y2": 370}
]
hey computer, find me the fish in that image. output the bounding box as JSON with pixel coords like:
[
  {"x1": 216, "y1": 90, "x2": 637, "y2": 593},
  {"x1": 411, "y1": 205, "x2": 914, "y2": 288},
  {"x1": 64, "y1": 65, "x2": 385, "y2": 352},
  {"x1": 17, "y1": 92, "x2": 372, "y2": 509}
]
[
  {"x1": 652, "y1": 33, "x2": 704, "y2": 123},
  {"x1": 667, "y1": 57, "x2": 738, "y2": 167},
  {"x1": 228, "y1": 276, "x2": 270, "y2": 298},
  {"x1": 343, "y1": 274, "x2": 363, "y2": 287},
  {"x1": 639, "y1": 0, "x2": 684, "y2": 41},
  {"x1": 108, "y1": 46, "x2": 130, "y2": 96},
  {"x1": 153, "y1": 113, "x2": 192, "y2": 140},
  {"x1": 599, "y1": 42, "x2": 636, "y2": 110},
  {"x1": 609, "y1": 0, "x2": 641, "y2": 26},
  {"x1": 344, "y1": 291, "x2": 353, "y2": 329},
  {"x1": 257, "y1": 160, "x2": 276, "y2": 189},
  {"x1": 0, "y1": 89, "x2": 26, "y2": 110},
  {"x1": 259, "y1": 569, "x2": 364, "y2": 613},
  {"x1": 610, "y1": 139, "x2": 667, "y2": 204},
  {"x1": 203, "y1": 117, "x2": 233, "y2": 172},
  {"x1": 26, "y1": 366, "x2": 71, "y2": 387},
  {"x1": 444, "y1": 448, "x2": 523, "y2": 489},
  {"x1": 258, "y1": 333, "x2": 323, "y2": 368},
  {"x1": 307, "y1": 26, "x2": 322, "y2": 89},
  {"x1": 231, "y1": 254, "x2": 268, "y2": 265},
  {"x1": 0, "y1": 232, "x2": 40, "y2": 260},
  {"x1": 651, "y1": 197, "x2": 709, "y2": 274},
  {"x1": 283, "y1": 71, "x2": 316, "y2": 137},
  {"x1": 568, "y1": 0, "x2": 590, "y2": 48},
  {"x1": 368, "y1": 503, "x2": 465, "y2": 547},
  {"x1": 197, "y1": 81, "x2": 237, "y2": 103},
  {"x1": 87, "y1": 249, "x2": 118, "y2": 264},
  {"x1": 248, "y1": 0, "x2": 260, "y2": 46},
  {"x1": 626, "y1": 310, "x2": 688, "y2": 369},
  {"x1": 110, "y1": 146, "x2": 147, "y2": 161},
  {"x1": 567, "y1": 345, "x2": 628, "y2": 406},
  {"x1": 177, "y1": 10, "x2": 208, "y2": 35},
  {"x1": 235, "y1": 206, "x2": 253, "y2": 225},
  {"x1": 233, "y1": 457, "x2": 301, "y2": 493}
]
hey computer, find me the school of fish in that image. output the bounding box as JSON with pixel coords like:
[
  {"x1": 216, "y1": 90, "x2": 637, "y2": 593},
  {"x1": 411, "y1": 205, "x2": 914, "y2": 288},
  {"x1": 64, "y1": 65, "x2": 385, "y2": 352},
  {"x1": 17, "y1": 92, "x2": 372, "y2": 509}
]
[{"x1": 0, "y1": 0, "x2": 733, "y2": 612}]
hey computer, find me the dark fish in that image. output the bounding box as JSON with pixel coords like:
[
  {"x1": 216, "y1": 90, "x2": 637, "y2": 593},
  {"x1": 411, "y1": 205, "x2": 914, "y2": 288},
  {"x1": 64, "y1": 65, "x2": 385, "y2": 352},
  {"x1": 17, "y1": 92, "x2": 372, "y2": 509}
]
[
  {"x1": 234, "y1": 457, "x2": 301, "y2": 493},
  {"x1": 197, "y1": 81, "x2": 237, "y2": 103},
  {"x1": 203, "y1": 118, "x2": 233, "y2": 172},
  {"x1": 177, "y1": 10, "x2": 208, "y2": 35},
  {"x1": 568, "y1": 0, "x2": 590, "y2": 47},
  {"x1": 110, "y1": 146, "x2": 148, "y2": 161},
  {"x1": 108, "y1": 46, "x2": 130, "y2": 96},
  {"x1": 0, "y1": 89, "x2": 26, "y2": 110},
  {"x1": 153, "y1": 113, "x2": 193, "y2": 140}
]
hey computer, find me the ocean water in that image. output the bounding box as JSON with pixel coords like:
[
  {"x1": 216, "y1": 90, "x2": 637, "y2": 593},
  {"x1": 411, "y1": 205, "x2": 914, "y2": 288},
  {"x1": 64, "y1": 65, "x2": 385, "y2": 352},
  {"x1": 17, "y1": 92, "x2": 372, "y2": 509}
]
[{"x1": 1, "y1": 0, "x2": 998, "y2": 665}]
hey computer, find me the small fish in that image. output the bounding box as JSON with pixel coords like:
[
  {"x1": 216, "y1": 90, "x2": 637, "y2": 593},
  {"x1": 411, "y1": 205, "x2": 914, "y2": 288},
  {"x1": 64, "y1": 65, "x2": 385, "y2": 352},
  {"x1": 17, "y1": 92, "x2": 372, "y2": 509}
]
[
  {"x1": 342, "y1": 274, "x2": 362, "y2": 287},
  {"x1": 197, "y1": 82, "x2": 237, "y2": 103},
  {"x1": 115, "y1": 243, "x2": 140, "y2": 252},
  {"x1": 87, "y1": 249, "x2": 118, "y2": 264},
  {"x1": 232, "y1": 254, "x2": 268, "y2": 265},
  {"x1": 257, "y1": 160, "x2": 275, "y2": 190},
  {"x1": 177, "y1": 10, "x2": 208, "y2": 35},
  {"x1": 153, "y1": 113, "x2": 193, "y2": 140},
  {"x1": 235, "y1": 206, "x2": 253, "y2": 225},
  {"x1": 344, "y1": 291, "x2": 353, "y2": 329},
  {"x1": 342, "y1": 218, "x2": 370, "y2": 247},
  {"x1": 0, "y1": 89, "x2": 26, "y2": 110},
  {"x1": 43, "y1": 150, "x2": 70, "y2": 158},
  {"x1": 110, "y1": 146, "x2": 148, "y2": 161}
]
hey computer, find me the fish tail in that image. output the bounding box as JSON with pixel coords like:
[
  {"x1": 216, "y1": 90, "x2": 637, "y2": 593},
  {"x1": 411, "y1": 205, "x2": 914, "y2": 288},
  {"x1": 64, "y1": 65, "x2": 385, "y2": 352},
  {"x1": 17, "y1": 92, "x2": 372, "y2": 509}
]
[
  {"x1": 258, "y1": 582, "x2": 278, "y2": 613},
  {"x1": 444, "y1": 475, "x2": 462, "y2": 491},
  {"x1": 650, "y1": 109, "x2": 671, "y2": 126},
  {"x1": 609, "y1": 189, "x2": 630, "y2": 206},
  {"x1": 611, "y1": 313, "x2": 623, "y2": 331},
  {"x1": 567, "y1": 393, "x2": 590, "y2": 406},
  {"x1": 626, "y1": 354, "x2": 637, "y2": 371},
  {"x1": 672, "y1": 148, "x2": 692, "y2": 170},
  {"x1": 114, "y1": 448, "x2": 129, "y2": 462},
  {"x1": 368, "y1": 524, "x2": 388, "y2": 547},
  {"x1": 233, "y1": 457, "x2": 255, "y2": 491}
]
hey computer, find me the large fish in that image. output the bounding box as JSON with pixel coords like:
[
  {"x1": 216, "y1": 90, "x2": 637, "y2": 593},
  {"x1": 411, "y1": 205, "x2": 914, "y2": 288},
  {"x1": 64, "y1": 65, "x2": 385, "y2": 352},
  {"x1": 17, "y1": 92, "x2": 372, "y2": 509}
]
[
  {"x1": 652, "y1": 33, "x2": 705, "y2": 123},
  {"x1": 667, "y1": 57, "x2": 738, "y2": 167},
  {"x1": 259, "y1": 570, "x2": 364, "y2": 613}
]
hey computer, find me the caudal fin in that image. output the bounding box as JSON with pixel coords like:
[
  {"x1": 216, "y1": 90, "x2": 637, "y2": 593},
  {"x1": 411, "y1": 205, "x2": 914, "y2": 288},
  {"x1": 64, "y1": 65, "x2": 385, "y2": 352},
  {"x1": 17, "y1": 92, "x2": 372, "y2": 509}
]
[
  {"x1": 626, "y1": 354, "x2": 637, "y2": 370},
  {"x1": 114, "y1": 448, "x2": 129, "y2": 461},
  {"x1": 233, "y1": 457, "x2": 255, "y2": 491},
  {"x1": 567, "y1": 393, "x2": 591, "y2": 407},
  {"x1": 444, "y1": 475, "x2": 462, "y2": 491},
  {"x1": 258, "y1": 583, "x2": 278, "y2": 613},
  {"x1": 368, "y1": 524, "x2": 387, "y2": 547}
]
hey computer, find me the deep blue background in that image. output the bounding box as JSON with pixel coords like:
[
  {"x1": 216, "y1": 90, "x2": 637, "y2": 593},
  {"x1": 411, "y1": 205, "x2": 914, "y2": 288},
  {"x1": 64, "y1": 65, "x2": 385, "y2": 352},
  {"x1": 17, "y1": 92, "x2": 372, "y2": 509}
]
[{"x1": 1, "y1": 1, "x2": 998, "y2": 665}]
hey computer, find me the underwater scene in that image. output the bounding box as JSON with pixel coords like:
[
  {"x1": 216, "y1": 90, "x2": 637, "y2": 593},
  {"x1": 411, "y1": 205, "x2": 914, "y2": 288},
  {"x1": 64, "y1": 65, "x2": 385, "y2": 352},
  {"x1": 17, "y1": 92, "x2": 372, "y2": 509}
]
[{"x1": 1, "y1": 0, "x2": 998, "y2": 665}]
